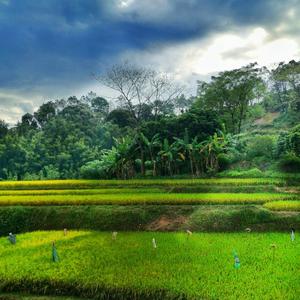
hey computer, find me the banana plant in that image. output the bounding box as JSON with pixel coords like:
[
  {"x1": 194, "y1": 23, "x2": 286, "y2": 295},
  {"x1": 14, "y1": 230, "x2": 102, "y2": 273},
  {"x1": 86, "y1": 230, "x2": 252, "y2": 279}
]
[
  {"x1": 173, "y1": 129, "x2": 197, "y2": 176},
  {"x1": 139, "y1": 133, "x2": 161, "y2": 176},
  {"x1": 198, "y1": 130, "x2": 231, "y2": 173},
  {"x1": 158, "y1": 138, "x2": 176, "y2": 175}
]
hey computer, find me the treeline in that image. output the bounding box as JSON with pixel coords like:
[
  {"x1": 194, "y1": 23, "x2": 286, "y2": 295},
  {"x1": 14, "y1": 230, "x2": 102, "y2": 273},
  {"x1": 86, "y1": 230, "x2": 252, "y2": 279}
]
[{"x1": 0, "y1": 60, "x2": 299, "y2": 180}]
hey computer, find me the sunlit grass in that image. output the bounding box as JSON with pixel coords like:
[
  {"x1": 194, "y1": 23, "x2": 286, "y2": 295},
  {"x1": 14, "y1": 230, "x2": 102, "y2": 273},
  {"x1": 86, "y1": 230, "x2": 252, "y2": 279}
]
[{"x1": 0, "y1": 231, "x2": 299, "y2": 299}]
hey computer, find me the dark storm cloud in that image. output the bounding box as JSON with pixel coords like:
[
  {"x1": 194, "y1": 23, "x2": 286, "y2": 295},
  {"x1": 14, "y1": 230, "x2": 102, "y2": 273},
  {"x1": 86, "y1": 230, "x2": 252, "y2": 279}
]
[{"x1": 0, "y1": 0, "x2": 298, "y2": 123}]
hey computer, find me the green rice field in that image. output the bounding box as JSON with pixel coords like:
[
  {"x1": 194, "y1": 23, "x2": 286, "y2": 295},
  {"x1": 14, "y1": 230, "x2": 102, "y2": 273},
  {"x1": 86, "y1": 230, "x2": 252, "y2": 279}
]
[
  {"x1": 0, "y1": 192, "x2": 298, "y2": 206},
  {"x1": 0, "y1": 231, "x2": 298, "y2": 300},
  {"x1": 0, "y1": 178, "x2": 299, "y2": 299},
  {"x1": 264, "y1": 201, "x2": 300, "y2": 211}
]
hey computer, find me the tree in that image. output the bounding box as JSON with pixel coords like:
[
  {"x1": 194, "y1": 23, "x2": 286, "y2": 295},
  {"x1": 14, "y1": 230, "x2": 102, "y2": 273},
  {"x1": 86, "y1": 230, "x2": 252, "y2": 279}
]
[
  {"x1": 198, "y1": 130, "x2": 231, "y2": 174},
  {"x1": 97, "y1": 62, "x2": 182, "y2": 124},
  {"x1": 141, "y1": 108, "x2": 221, "y2": 143},
  {"x1": 96, "y1": 62, "x2": 182, "y2": 175},
  {"x1": 139, "y1": 133, "x2": 160, "y2": 176},
  {"x1": 91, "y1": 97, "x2": 109, "y2": 115},
  {"x1": 34, "y1": 102, "x2": 56, "y2": 126},
  {"x1": 174, "y1": 94, "x2": 194, "y2": 113},
  {"x1": 271, "y1": 60, "x2": 300, "y2": 112},
  {"x1": 158, "y1": 138, "x2": 176, "y2": 176},
  {"x1": 0, "y1": 120, "x2": 8, "y2": 139},
  {"x1": 107, "y1": 109, "x2": 135, "y2": 128},
  {"x1": 196, "y1": 63, "x2": 266, "y2": 133},
  {"x1": 174, "y1": 129, "x2": 196, "y2": 176}
]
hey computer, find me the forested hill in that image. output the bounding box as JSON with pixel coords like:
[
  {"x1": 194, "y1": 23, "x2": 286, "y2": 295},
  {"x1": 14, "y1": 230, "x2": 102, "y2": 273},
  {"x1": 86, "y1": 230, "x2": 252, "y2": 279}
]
[{"x1": 0, "y1": 61, "x2": 299, "y2": 180}]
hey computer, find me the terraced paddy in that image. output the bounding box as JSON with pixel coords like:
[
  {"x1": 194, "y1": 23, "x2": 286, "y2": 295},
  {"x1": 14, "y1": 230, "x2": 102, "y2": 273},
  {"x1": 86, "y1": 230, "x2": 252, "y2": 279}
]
[
  {"x1": 0, "y1": 178, "x2": 289, "y2": 190},
  {"x1": 0, "y1": 192, "x2": 298, "y2": 206},
  {"x1": 0, "y1": 178, "x2": 299, "y2": 299},
  {"x1": 0, "y1": 178, "x2": 298, "y2": 207}
]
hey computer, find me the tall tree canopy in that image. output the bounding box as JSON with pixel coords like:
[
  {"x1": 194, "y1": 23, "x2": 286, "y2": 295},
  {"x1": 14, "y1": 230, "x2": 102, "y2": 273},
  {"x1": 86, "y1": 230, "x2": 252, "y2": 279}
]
[{"x1": 195, "y1": 63, "x2": 266, "y2": 133}]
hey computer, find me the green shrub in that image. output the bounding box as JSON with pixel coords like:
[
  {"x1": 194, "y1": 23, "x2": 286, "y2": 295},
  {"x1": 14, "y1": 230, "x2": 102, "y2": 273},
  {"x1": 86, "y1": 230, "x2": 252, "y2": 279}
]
[
  {"x1": 246, "y1": 135, "x2": 276, "y2": 159},
  {"x1": 278, "y1": 153, "x2": 300, "y2": 172},
  {"x1": 217, "y1": 153, "x2": 231, "y2": 171},
  {"x1": 288, "y1": 124, "x2": 300, "y2": 156},
  {"x1": 218, "y1": 168, "x2": 264, "y2": 178},
  {"x1": 247, "y1": 104, "x2": 265, "y2": 120},
  {"x1": 80, "y1": 160, "x2": 103, "y2": 179}
]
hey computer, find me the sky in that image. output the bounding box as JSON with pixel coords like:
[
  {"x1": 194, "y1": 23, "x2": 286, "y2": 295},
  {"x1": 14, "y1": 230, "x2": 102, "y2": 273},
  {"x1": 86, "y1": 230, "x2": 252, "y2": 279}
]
[{"x1": 0, "y1": 0, "x2": 300, "y2": 124}]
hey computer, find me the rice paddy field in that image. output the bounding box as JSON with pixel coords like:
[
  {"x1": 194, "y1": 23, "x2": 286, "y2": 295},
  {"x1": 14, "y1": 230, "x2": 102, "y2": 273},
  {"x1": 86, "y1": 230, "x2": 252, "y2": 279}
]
[
  {"x1": 0, "y1": 178, "x2": 298, "y2": 207},
  {"x1": 0, "y1": 178, "x2": 289, "y2": 190},
  {"x1": 0, "y1": 231, "x2": 299, "y2": 300},
  {"x1": 0, "y1": 178, "x2": 299, "y2": 299}
]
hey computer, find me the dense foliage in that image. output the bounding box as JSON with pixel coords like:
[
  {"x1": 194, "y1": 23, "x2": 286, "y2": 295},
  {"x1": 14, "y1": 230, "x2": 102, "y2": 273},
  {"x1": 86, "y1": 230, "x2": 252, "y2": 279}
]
[{"x1": 0, "y1": 60, "x2": 300, "y2": 180}]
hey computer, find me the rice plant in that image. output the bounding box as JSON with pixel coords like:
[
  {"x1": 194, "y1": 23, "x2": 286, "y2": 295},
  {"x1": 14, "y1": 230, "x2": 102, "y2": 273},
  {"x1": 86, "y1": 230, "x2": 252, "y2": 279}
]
[
  {"x1": 264, "y1": 200, "x2": 300, "y2": 211},
  {"x1": 0, "y1": 178, "x2": 286, "y2": 190},
  {"x1": 0, "y1": 231, "x2": 298, "y2": 300},
  {"x1": 0, "y1": 193, "x2": 297, "y2": 206}
]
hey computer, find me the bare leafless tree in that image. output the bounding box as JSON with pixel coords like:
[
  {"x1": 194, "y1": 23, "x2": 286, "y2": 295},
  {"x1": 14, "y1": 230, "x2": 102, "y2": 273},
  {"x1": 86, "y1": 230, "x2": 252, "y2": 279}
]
[
  {"x1": 95, "y1": 62, "x2": 183, "y2": 124},
  {"x1": 95, "y1": 62, "x2": 183, "y2": 175}
]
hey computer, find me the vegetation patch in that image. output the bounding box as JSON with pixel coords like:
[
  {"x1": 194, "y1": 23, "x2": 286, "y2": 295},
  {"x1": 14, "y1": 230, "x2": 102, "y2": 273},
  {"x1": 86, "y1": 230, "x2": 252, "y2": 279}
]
[
  {"x1": 0, "y1": 188, "x2": 163, "y2": 196},
  {"x1": 0, "y1": 193, "x2": 297, "y2": 206},
  {"x1": 0, "y1": 231, "x2": 299, "y2": 300},
  {"x1": 0, "y1": 178, "x2": 286, "y2": 190},
  {"x1": 0, "y1": 205, "x2": 299, "y2": 235},
  {"x1": 264, "y1": 201, "x2": 300, "y2": 211}
]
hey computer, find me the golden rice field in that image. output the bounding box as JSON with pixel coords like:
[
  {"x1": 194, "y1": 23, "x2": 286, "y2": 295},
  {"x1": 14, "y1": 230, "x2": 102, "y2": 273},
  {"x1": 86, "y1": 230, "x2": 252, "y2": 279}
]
[
  {"x1": 0, "y1": 192, "x2": 298, "y2": 206},
  {"x1": 0, "y1": 178, "x2": 287, "y2": 190},
  {"x1": 264, "y1": 201, "x2": 300, "y2": 211}
]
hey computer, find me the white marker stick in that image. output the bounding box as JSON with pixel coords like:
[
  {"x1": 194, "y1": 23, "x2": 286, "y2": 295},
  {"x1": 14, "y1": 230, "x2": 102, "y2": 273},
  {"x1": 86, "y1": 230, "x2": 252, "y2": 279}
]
[
  {"x1": 152, "y1": 238, "x2": 157, "y2": 249},
  {"x1": 112, "y1": 231, "x2": 118, "y2": 241}
]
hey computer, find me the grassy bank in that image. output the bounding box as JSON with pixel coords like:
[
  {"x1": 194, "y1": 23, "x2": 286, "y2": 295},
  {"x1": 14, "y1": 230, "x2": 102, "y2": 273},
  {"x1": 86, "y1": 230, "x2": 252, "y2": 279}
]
[
  {"x1": 0, "y1": 205, "x2": 299, "y2": 234},
  {"x1": 0, "y1": 231, "x2": 298, "y2": 300}
]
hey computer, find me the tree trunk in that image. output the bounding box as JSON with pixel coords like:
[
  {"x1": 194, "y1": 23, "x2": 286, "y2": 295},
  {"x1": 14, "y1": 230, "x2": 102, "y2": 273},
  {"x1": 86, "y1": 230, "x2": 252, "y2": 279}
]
[
  {"x1": 189, "y1": 151, "x2": 194, "y2": 176},
  {"x1": 153, "y1": 160, "x2": 157, "y2": 177},
  {"x1": 140, "y1": 147, "x2": 145, "y2": 176}
]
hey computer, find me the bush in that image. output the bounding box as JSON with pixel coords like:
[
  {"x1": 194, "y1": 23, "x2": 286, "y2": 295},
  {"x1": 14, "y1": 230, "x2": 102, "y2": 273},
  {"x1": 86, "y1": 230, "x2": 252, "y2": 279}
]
[
  {"x1": 218, "y1": 168, "x2": 264, "y2": 178},
  {"x1": 217, "y1": 153, "x2": 232, "y2": 171},
  {"x1": 288, "y1": 124, "x2": 300, "y2": 156},
  {"x1": 247, "y1": 104, "x2": 265, "y2": 120},
  {"x1": 275, "y1": 125, "x2": 300, "y2": 158},
  {"x1": 80, "y1": 160, "x2": 103, "y2": 179},
  {"x1": 278, "y1": 153, "x2": 300, "y2": 173},
  {"x1": 246, "y1": 135, "x2": 276, "y2": 160}
]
